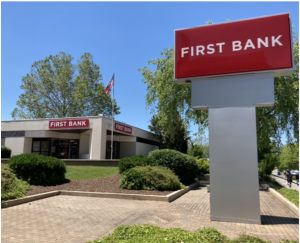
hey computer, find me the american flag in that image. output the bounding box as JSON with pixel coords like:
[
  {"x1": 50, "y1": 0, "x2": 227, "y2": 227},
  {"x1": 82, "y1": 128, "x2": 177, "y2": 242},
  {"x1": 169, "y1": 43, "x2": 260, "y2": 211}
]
[{"x1": 105, "y1": 74, "x2": 114, "y2": 95}]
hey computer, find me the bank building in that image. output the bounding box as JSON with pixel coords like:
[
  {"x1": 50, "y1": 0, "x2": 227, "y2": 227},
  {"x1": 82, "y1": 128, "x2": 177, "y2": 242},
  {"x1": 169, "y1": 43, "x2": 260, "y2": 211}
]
[{"x1": 1, "y1": 116, "x2": 159, "y2": 160}]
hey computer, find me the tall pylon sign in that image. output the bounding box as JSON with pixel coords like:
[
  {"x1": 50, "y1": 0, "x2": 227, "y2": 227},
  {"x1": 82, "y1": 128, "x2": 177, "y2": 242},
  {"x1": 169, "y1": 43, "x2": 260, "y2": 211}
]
[{"x1": 174, "y1": 13, "x2": 294, "y2": 224}]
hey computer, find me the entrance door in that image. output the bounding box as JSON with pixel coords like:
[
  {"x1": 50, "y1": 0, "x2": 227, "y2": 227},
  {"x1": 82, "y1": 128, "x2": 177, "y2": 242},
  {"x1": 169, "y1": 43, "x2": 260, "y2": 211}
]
[
  {"x1": 106, "y1": 141, "x2": 120, "y2": 159},
  {"x1": 50, "y1": 139, "x2": 79, "y2": 159},
  {"x1": 69, "y1": 140, "x2": 79, "y2": 159}
]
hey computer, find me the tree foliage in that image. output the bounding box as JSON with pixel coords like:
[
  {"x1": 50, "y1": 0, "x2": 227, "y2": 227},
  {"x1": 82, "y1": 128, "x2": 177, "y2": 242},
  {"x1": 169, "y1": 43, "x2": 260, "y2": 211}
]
[
  {"x1": 148, "y1": 114, "x2": 189, "y2": 153},
  {"x1": 278, "y1": 142, "x2": 299, "y2": 171},
  {"x1": 187, "y1": 135, "x2": 209, "y2": 158},
  {"x1": 258, "y1": 141, "x2": 280, "y2": 175},
  {"x1": 138, "y1": 47, "x2": 208, "y2": 141},
  {"x1": 257, "y1": 37, "x2": 299, "y2": 148},
  {"x1": 12, "y1": 52, "x2": 120, "y2": 119}
]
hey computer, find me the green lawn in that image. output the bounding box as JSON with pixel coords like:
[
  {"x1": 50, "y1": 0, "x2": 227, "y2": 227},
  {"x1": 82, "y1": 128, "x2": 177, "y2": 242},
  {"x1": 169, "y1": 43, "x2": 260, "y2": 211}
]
[
  {"x1": 65, "y1": 166, "x2": 118, "y2": 180},
  {"x1": 275, "y1": 188, "x2": 299, "y2": 208},
  {"x1": 2, "y1": 164, "x2": 119, "y2": 180}
]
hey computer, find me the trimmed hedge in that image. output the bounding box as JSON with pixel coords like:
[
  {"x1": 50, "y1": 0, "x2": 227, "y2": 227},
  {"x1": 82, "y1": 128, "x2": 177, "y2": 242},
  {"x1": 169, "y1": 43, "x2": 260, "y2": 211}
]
[
  {"x1": 1, "y1": 166, "x2": 31, "y2": 202},
  {"x1": 148, "y1": 149, "x2": 199, "y2": 185},
  {"x1": 1, "y1": 146, "x2": 12, "y2": 158},
  {"x1": 119, "y1": 166, "x2": 184, "y2": 191},
  {"x1": 9, "y1": 153, "x2": 66, "y2": 185},
  {"x1": 119, "y1": 154, "x2": 158, "y2": 174}
]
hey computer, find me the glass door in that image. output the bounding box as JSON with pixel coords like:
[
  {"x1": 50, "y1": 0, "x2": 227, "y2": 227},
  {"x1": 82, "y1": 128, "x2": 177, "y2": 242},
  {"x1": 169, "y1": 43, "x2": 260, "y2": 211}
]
[
  {"x1": 69, "y1": 140, "x2": 79, "y2": 159},
  {"x1": 105, "y1": 141, "x2": 120, "y2": 159},
  {"x1": 57, "y1": 139, "x2": 69, "y2": 159}
]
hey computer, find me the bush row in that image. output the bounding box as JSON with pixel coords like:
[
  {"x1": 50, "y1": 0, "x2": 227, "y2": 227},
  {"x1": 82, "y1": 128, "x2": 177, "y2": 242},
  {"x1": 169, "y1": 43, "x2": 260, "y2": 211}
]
[
  {"x1": 9, "y1": 153, "x2": 66, "y2": 185},
  {"x1": 119, "y1": 149, "x2": 201, "y2": 187},
  {"x1": 119, "y1": 154, "x2": 158, "y2": 174},
  {"x1": 119, "y1": 166, "x2": 184, "y2": 191},
  {"x1": 196, "y1": 158, "x2": 210, "y2": 175},
  {"x1": 1, "y1": 146, "x2": 12, "y2": 158},
  {"x1": 148, "y1": 149, "x2": 199, "y2": 185}
]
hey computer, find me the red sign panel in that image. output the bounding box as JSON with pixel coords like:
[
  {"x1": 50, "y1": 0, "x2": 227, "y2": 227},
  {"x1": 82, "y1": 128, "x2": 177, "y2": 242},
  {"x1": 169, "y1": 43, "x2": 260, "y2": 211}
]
[
  {"x1": 175, "y1": 13, "x2": 293, "y2": 80},
  {"x1": 115, "y1": 122, "x2": 132, "y2": 134},
  {"x1": 49, "y1": 119, "x2": 89, "y2": 129}
]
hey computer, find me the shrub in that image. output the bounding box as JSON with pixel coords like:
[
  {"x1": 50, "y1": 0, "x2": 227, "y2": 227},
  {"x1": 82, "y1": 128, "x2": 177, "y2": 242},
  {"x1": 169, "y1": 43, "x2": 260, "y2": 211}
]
[
  {"x1": 148, "y1": 149, "x2": 199, "y2": 185},
  {"x1": 1, "y1": 166, "x2": 31, "y2": 202},
  {"x1": 1, "y1": 146, "x2": 12, "y2": 158},
  {"x1": 9, "y1": 153, "x2": 66, "y2": 185},
  {"x1": 119, "y1": 154, "x2": 158, "y2": 174},
  {"x1": 196, "y1": 158, "x2": 210, "y2": 175},
  {"x1": 119, "y1": 166, "x2": 184, "y2": 191}
]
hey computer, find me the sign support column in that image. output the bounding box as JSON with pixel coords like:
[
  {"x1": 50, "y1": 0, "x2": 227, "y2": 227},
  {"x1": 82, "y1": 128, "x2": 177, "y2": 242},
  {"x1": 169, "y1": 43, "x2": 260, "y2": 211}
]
[{"x1": 191, "y1": 73, "x2": 275, "y2": 224}]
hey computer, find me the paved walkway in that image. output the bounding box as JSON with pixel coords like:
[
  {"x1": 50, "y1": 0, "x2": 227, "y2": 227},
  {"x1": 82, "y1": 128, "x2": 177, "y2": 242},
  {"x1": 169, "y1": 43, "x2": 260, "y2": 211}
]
[
  {"x1": 1, "y1": 185, "x2": 299, "y2": 243},
  {"x1": 270, "y1": 173, "x2": 299, "y2": 191}
]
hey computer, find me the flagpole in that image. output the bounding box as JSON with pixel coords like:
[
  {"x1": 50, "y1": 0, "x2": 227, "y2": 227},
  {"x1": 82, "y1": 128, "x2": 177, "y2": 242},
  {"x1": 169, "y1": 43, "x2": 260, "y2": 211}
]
[{"x1": 110, "y1": 73, "x2": 115, "y2": 160}]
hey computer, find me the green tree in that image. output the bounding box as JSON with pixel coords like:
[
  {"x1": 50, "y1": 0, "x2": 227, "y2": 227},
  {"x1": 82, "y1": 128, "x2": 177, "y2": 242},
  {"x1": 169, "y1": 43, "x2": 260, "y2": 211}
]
[
  {"x1": 138, "y1": 46, "x2": 208, "y2": 142},
  {"x1": 187, "y1": 134, "x2": 209, "y2": 158},
  {"x1": 258, "y1": 141, "x2": 280, "y2": 175},
  {"x1": 256, "y1": 37, "x2": 299, "y2": 148},
  {"x1": 12, "y1": 52, "x2": 120, "y2": 119},
  {"x1": 139, "y1": 39, "x2": 299, "y2": 158},
  {"x1": 148, "y1": 114, "x2": 189, "y2": 153},
  {"x1": 278, "y1": 142, "x2": 299, "y2": 171}
]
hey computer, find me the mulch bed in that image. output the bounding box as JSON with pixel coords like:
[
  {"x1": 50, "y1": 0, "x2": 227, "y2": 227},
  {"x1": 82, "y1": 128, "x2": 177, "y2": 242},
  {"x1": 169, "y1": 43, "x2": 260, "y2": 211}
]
[{"x1": 26, "y1": 174, "x2": 175, "y2": 196}]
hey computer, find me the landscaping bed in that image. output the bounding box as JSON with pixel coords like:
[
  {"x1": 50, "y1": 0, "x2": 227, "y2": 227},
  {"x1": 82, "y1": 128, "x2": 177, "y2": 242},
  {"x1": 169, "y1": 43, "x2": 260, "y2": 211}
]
[{"x1": 26, "y1": 174, "x2": 174, "y2": 196}]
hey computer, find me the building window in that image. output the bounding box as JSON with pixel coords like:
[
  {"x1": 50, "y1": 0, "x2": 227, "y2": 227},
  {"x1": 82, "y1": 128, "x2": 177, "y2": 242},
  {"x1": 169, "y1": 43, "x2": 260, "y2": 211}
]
[
  {"x1": 1, "y1": 137, "x2": 5, "y2": 146},
  {"x1": 32, "y1": 138, "x2": 79, "y2": 159},
  {"x1": 136, "y1": 137, "x2": 160, "y2": 146},
  {"x1": 32, "y1": 138, "x2": 50, "y2": 156}
]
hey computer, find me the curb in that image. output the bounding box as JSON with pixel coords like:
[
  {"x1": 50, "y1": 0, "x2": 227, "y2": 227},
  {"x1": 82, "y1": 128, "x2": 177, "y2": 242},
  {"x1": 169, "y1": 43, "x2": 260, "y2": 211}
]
[
  {"x1": 58, "y1": 182, "x2": 199, "y2": 202},
  {"x1": 269, "y1": 188, "x2": 299, "y2": 216},
  {"x1": 1, "y1": 182, "x2": 199, "y2": 208},
  {"x1": 1, "y1": 191, "x2": 60, "y2": 208}
]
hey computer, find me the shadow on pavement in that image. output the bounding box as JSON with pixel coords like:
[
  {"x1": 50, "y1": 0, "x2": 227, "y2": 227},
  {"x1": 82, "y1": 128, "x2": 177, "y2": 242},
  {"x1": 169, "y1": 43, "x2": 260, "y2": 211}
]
[
  {"x1": 261, "y1": 215, "x2": 299, "y2": 225},
  {"x1": 191, "y1": 184, "x2": 207, "y2": 190}
]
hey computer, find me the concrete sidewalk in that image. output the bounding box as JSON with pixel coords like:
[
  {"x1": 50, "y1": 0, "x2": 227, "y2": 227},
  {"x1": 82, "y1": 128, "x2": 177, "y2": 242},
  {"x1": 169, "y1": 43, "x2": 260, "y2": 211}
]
[
  {"x1": 270, "y1": 173, "x2": 299, "y2": 191},
  {"x1": 1, "y1": 185, "x2": 299, "y2": 243}
]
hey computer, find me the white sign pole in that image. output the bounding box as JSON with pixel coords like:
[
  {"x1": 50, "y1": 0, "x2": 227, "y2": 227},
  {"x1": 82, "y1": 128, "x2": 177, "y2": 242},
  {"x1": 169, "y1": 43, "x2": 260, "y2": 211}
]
[{"x1": 110, "y1": 73, "x2": 115, "y2": 160}]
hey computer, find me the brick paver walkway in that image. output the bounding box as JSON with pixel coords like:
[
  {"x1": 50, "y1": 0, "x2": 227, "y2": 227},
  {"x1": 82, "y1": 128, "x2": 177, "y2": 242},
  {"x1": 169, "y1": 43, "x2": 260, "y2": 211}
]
[{"x1": 1, "y1": 185, "x2": 299, "y2": 243}]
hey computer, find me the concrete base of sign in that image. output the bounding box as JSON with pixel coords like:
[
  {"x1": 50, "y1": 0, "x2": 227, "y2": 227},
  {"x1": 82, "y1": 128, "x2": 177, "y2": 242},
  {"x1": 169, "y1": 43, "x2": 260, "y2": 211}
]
[{"x1": 209, "y1": 106, "x2": 261, "y2": 224}]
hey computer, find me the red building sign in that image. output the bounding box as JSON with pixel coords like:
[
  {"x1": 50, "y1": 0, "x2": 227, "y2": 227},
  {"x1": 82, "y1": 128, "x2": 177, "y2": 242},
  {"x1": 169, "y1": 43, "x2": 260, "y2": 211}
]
[
  {"x1": 115, "y1": 122, "x2": 132, "y2": 134},
  {"x1": 49, "y1": 119, "x2": 89, "y2": 129},
  {"x1": 175, "y1": 13, "x2": 293, "y2": 80}
]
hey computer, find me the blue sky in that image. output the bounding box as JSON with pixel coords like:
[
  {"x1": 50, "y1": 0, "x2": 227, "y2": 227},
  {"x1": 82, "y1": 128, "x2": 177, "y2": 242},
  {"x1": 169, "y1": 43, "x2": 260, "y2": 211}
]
[{"x1": 1, "y1": 1, "x2": 299, "y2": 142}]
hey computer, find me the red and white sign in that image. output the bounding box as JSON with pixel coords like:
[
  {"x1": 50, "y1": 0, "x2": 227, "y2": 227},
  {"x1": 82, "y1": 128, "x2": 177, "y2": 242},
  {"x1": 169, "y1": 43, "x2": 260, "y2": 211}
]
[
  {"x1": 49, "y1": 119, "x2": 89, "y2": 129},
  {"x1": 115, "y1": 122, "x2": 132, "y2": 134},
  {"x1": 175, "y1": 13, "x2": 293, "y2": 81}
]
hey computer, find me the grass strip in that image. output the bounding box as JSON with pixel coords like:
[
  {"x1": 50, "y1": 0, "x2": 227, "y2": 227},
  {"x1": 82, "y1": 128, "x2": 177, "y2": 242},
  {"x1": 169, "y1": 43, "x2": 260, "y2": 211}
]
[
  {"x1": 275, "y1": 188, "x2": 299, "y2": 208},
  {"x1": 86, "y1": 224, "x2": 297, "y2": 243}
]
